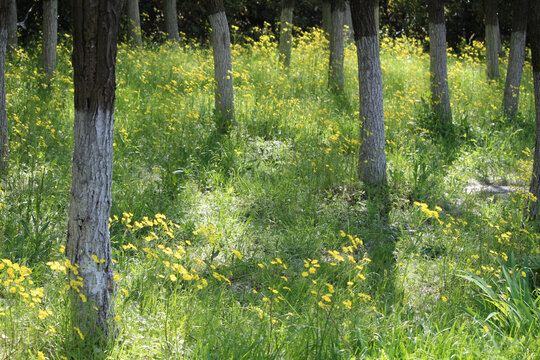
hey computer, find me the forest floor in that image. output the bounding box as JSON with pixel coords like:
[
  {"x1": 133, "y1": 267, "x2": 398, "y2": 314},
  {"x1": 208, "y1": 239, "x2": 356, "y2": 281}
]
[{"x1": 1, "y1": 28, "x2": 539, "y2": 359}]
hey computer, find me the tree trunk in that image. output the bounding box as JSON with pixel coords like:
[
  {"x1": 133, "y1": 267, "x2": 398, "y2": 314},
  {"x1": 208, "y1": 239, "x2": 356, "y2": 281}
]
[
  {"x1": 374, "y1": 0, "x2": 380, "y2": 44},
  {"x1": 322, "y1": 0, "x2": 331, "y2": 39},
  {"x1": 528, "y1": 0, "x2": 540, "y2": 220},
  {"x1": 503, "y1": 0, "x2": 528, "y2": 115},
  {"x1": 67, "y1": 0, "x2": 123, "y2": 342},
  {"x1": 485, "y1": 0, "x2": 500, "y2": 79},
  {"x1": 163, "y1": 0, "x2": 179, "y2": 43},
  {"x1": 209, "y1": 0, "x2": 235, "y2": 132},
  {"x1": 428, "y1": 0, "x2": 452, "y2": 124},
  {"x1": 42, "y1": 0, "x2": 57, "y2": 81},
  {"x1": 343, "y1": 1, "x2": 354, "y2": 42},
  {"x1": 329, "y1": 0, "x2": 345, "y2": 91},
  {"x1": 0, "y1": 0, "x2": 8, "y2": 171},
  {"x1": 350, "y1": 0, "x2": 387, "y2": 189},
  {"x1": 126, "y1": 0, "x2": 142, "y2": 47},
  {"x1": 7, "y1": 0, "x2": 16, "y2": 50},
  {"x1": 278, "y1": 0, "x2": 294, "y2": 67}
]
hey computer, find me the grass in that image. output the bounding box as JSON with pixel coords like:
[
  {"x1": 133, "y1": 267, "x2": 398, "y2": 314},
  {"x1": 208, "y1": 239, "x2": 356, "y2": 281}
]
[{"x1": 1, "y1": 28, "x2": 539, "y2": 359}]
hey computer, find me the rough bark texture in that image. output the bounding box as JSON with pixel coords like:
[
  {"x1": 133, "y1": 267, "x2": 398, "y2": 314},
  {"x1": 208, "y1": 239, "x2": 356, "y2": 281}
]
[
  {"x1": 374, "y1": 0, "x2": 380, "y2": 43},
  {"x1": 126, "y1": 0, "x2": 142, "y2": 47},
  {"x1": 42, "y1": 0, "x2": 58, "y2": 80},
  {"x1": 503, "y1": 0, "x2": 528, "y2": 115},
  {"x1": 278, "y1": 0, "x2": 294, "y2": 67},
  {"x1": 485, "y1": 0, "x2": 500, "y2": 79},
  {"x1": 7, "y1": 0, "x2": 16, "y2": 50},
  {"x1": 428, "y1": 0, "x2": 452, "y2": 123},
  {"x1": 210, "y1": 8, "x2": 235, "y2": 131},
  {"x1": 322, "y1": 0, "x2": 331, "y2": 39},
  {"x1": 68, "y1": 0, "x2": 123, "y2": 342},
  {"x1": 329, "y1": 0, "x2": 345, "y2": 91},
  {"x1": 163, "y1": 0, "x2": 179, "y2": 43},
  {"x1": 0, "y1": 0, "x2": 8, "y2": 170},
  {"x1": 528, "y1": 0, "x2": 540, "y2": 220},
  {"x1": 350, "y1": 0, "x2": 387, "y2": 187}
]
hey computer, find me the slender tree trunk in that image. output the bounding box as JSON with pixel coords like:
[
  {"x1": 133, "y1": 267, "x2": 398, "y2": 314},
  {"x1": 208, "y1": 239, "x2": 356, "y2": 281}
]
[
  {"x1": 126, "y1": 0, "x2": 142, "y2": 47},
  {"x1": 209, "y1": 0, "x2": 235, "y2": 132},
  {"x1": 67, "y1": 0, "x2": 123, "y2": 342},
  {"x1": 503, "y1": 0, "x2": 528, "y2": 115},
  {"x1": 163, "y1": 0, "x2": 179, "y2": 43},
  {"x1": 343, "y1": 1, "x2": 354, "y2": 42},
  {"x1": 0, "y1": 0, "x2": 8, "y2": 171},
  {"x1": 278, "y1": 0, "x2": 294, "y2": 67},
  {"x1": 350, "y1": 0, "x2": 387, "y2": 189},
  {"x1": 485, "y1": 0, "x2": 500, "y2": 79},
  {"x1": 42, "y1": 0, "x2": 57, "y2": 81},
  {"x1": 7, "y1": 0, "x2": 16, "y2": 51},
  {"x1": 528, "y1": 0, "x2": 540, "y2": 220},
  {"x1": 329, "y1": 0, "x2": 345, "y2": 91},
  {"x1": 428, "y1": 0, "x2": 452, "y2": 124},
  {"x1": 374, "y1": 0, "x2": 380, "y2": 44},
  {"x1": 322, "y1": 0, "x2": 331, "y2": 39}
]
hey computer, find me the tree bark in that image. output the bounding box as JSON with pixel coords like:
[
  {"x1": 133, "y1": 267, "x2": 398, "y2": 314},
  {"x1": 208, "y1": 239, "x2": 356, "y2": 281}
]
[
  {"x1": 428, "y1": 0, "x2": 452, "y2": 124},
  {"x1": 42, "y1": 0, "x2": 57, "y2": 81},
  {"x1": 329, "y1": 0, "x2": 345, "y2": 91},
  {"x1": 67, "y1": 0, "x2": 123, "y2": 342},
  {"x1": 0, "y1": 0, "x2": 8, "y2": 171},
  {"x1": 278, "y1": 0, "x2": 295, "y2": 67},
  {"x1": 484, "y1": 0, "x2": 500, "y2": 79},
  {"x1": 163, "y1": 0, "x2": 179, "y2": 43},
  {"x1": 374, "y1": 0, "x2": 380, "y2": 44},
  {"x1": 322, "y1": 0, "x2": 331, "y2": 39},
  {"x1": 343, "y1": 1, "x2": 354, "y2": 42},
  {"x1": 126, "y1": 0, "x2": 142, "y2": 47},
  {"x1": 7, "y1": 0, "x2": 16, "y2": 50},
  {"x1": 503, "y1": 0, "x2": 528, "y2": 115},
  {"x1": 209, "y1": 0, "x2": 235, "y2": 132},
  {"x1": 350, "y1": 0, "x2": 387, "y2": 189},
  {"x1": 528, "y1": 0, "x2": 540, "y2": 220}
]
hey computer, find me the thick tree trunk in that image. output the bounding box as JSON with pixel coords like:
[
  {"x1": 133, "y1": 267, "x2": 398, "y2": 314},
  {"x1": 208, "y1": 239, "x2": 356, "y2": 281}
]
[
  {"x1": 42, "y1": 0, "x2": 57, "y2": 81},
  {"x1": 503, "y1": 0, "x2": 528, "y2": 115},
  {"x1": 126, "y1": 0, "x2": 142, "y2": 47},
  {"x1": 278, "y1": 0, "x2": 294, "y2": 67},
  {"x1": 163, "y1": 0, "x2": 179, "y2": 43},
  {"x1": 7, "y1": 0, "x2": 16, "y2": 50},
  {"x1": 350, "y1": 0, "x2": 387, "y2": 188},
  {"x1": 329, "y1": 0, "x2": 345, "y2": 91},
  {"x1": 322, "y1": 0, "x2": 331, "y2": 39},
  {"x1": 67, "y1": 0, "x2": 123, "y2": 342},
  {"x1": 0, "y1": 0, "x2": 8, "y2": 170},
  {"x1": 209, "y1": 0, "x2": 235, "y2": 132},
  {"x1": 528, "y1": 1, "x2": 540, "y2": 220},
  {"x1": 485, "y1": 0, "x2": 500, "y2": 79},
  {"x1": 428, "y1": 0, "x2": 452, "y2": 124}
]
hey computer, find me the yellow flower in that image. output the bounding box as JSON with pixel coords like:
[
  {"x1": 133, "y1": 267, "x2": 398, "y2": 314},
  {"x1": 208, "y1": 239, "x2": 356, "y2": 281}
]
[
  {"x1": 441, "y1": 296, "x2": 447, "y2": 302},
  {"x1": 74, "y1": 326, "x2": 84, "y2": 340},
  {"x1": 231, "y1": 249, "x2": 243, "y2": 260},
  {"x1": 521, "y1": 271, "x2": 527, "y2": 278},
  {"x1": 343, "y1": 300, "x2": 352, "y2": 309},
  {"x1": 170, "y1": 274, "x2": 177, "y2": 282},
  {"x1": 37, "y1": 351, "x2": 46, "y2": 360}
]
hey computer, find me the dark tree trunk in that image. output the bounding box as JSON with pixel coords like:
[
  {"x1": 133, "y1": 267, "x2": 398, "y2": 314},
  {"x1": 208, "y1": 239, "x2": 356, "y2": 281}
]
[
  {"x1": 209, "y1": 0, "x2": 235, "y2": 132},
  {"x1": 350, "y1": 0, "x2": 387, "y2": 190},
  {"x1": 503, "y1": 0, "x2": 528, "y2": 115},
  {"x1": 163, "y1": 0, "x2": 179, "y2": 43},
  {"x1": 126, "y1": 0, "x2": 143, "y2": 47},
  {"x1": 0, "y1": 0, "x2": 8, "y2": 170},
  {"x1": 329, "y1": 0, "x2": 345, "y2": 91},
  {"x1": 428, "y1": 0, "x2": 452, "y2": 123},
  {"x1": 528, "y1": 0, "x2": 540, "y2": 220},
  {"x1": 322, "y1": 0, "x2": 331, "y2": 39},
  {"x1": 67, "y1": 0, "x2": 123, "y2": 342},
  {"x1": 485, "y1": 0, "x2": 500, "y2": 79},
  {"x1": 278, "y1": 0, "x2": 295, "y2": 66},
  {"x1": 7, "y1": 0, "x2": 16, "y2": 50},
  {"x1": 42, "y1": 0, "x2": 58, "y2": 81}
]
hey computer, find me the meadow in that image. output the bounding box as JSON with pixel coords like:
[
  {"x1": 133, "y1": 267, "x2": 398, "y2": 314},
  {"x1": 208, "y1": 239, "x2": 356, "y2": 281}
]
[{"x1": 1, "y1": 27, "x2": 539, "y2": 359}]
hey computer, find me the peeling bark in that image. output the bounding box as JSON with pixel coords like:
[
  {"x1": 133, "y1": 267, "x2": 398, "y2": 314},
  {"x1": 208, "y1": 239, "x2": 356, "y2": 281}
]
[
  {"x1": 68, "y1": 0, "x2": 123, "y2": 342},
  {"x1": 503, "y1": 0, "x2": 528, "y2": 115},
  {"x1": 209, "y1": 1, "x2": 235, "y2": 131},
  {"x1": 126, "y1": 0, "x2": 143, "y2": 47},
  {"x1": 42, "y1": 0, "x2": 58, "y2": 80},
  {"x1": 278, "y1": 0, "x2": 294, "y2": 67}
]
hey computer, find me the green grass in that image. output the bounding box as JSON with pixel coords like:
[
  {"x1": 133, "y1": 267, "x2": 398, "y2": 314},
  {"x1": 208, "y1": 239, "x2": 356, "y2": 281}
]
[{"x1": 1, "y1": 29, "x2": 539, "y2": 359}]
